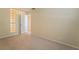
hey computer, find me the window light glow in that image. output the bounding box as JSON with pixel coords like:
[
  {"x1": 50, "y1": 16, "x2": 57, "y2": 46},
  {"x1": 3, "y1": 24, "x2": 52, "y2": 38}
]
[{"x1": 10, "y1": 9, "x2": 17, "y2": 32}]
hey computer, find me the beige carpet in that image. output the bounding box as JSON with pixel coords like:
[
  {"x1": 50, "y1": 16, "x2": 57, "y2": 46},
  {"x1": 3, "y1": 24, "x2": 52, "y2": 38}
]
[{"x1": 0, "y1": 33, "x2": 77, "y2": 50}]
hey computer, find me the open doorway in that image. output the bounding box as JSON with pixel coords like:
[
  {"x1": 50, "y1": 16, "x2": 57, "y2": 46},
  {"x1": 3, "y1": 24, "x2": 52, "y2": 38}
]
[
  {"x1": 19, "y1": 14, "x2": 31, "y2": 34},
  {"x1": 21, "y1": 14, "x2": 28, "y2": 33}
]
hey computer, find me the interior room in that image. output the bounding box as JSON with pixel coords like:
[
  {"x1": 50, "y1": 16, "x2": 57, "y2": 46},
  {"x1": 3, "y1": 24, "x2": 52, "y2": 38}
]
[{"x1": 0, "y1": 8, "x2": 79, "y2": 50}]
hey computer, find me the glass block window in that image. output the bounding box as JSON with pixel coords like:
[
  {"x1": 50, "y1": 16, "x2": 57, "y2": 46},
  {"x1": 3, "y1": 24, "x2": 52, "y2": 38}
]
[{"x1": 10, "y1": 9, "x2": 17, "y2": 32}]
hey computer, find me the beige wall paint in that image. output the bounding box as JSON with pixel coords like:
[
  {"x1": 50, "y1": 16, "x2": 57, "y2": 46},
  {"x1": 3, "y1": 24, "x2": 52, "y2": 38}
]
[
  {"x1": 31, "y1": 8, "x2": 79, "y2": 48},
  {"x1": 0, "y1": 9, "x2": 10, "y2": 37},
  {"x1": 28, "y1": 14, "x2": 31, "y2": 33}
]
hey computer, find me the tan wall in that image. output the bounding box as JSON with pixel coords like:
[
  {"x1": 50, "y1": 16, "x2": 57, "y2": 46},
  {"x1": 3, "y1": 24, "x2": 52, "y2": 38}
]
[
  {"x1": 28, "y1": 14, "x2": 31, "y2": 33},
  {"x1": 0, "y1": 8, "x2": 10, "y2": 37},
  {"x1": 31, "y1": 8, "x2": 79, "y2": 48}
]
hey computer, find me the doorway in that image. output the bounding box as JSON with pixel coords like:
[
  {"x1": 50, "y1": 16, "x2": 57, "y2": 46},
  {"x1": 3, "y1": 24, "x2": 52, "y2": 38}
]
[
  {"x1": 20, "y1": 14, "x2": 28, "y2": 34},
  {"x1": 18, "y1": 14, "x2": 31, "y2": 34}
]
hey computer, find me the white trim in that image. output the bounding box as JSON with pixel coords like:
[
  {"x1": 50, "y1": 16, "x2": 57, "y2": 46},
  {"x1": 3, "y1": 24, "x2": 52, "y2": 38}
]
[
  {"x1": 32, "y1": 34, "x2": 79, "y2": 49},
  {"x1": 50, "y1": 38, "x2": 79, "y2": 49},
  {"x1": 0, "y1": 33, "x2": 18, "y2": 39}
]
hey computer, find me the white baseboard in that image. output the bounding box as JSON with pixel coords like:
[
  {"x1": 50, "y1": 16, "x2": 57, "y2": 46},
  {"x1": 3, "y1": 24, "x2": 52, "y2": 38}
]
[
  {"x1": 32, "y1": 34, "x2": 79, "y2": 49},
  {"x1": 0, "y1": 32, "x2": 18, "y2": 39}
]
